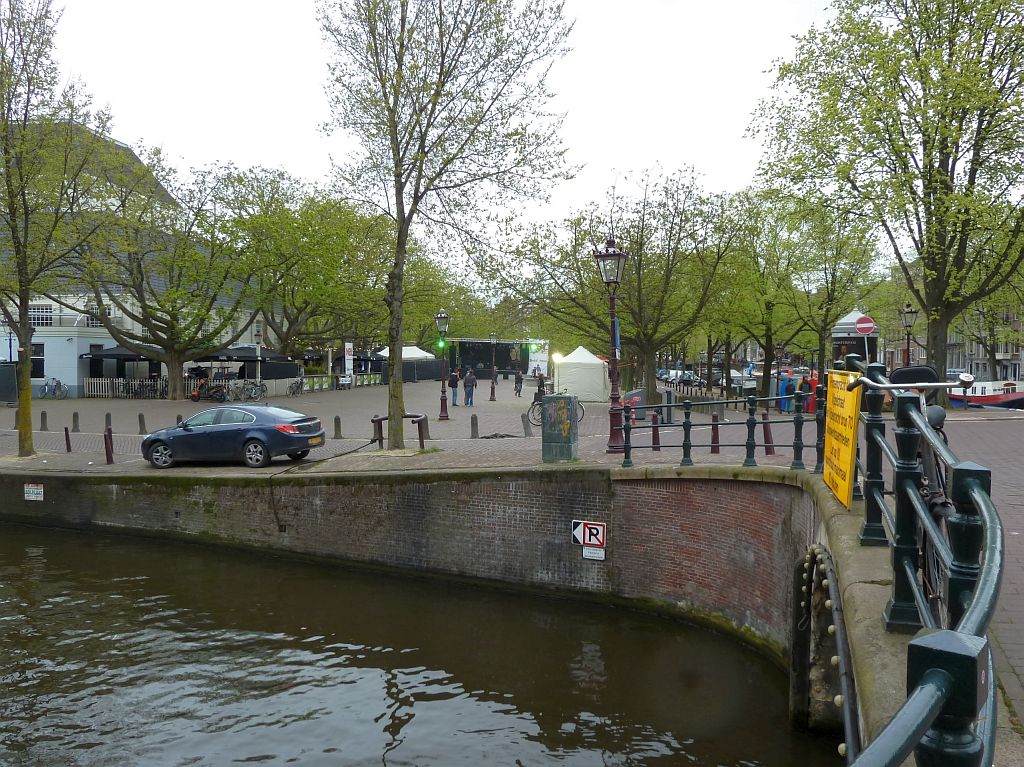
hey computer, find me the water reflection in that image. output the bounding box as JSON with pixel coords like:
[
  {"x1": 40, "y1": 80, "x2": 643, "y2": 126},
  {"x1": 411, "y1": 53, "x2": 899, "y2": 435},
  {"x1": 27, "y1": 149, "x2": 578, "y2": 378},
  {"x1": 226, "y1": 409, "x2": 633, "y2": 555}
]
[{"x1": 0, "y1": 522, "x2": 836, "y2": 765}]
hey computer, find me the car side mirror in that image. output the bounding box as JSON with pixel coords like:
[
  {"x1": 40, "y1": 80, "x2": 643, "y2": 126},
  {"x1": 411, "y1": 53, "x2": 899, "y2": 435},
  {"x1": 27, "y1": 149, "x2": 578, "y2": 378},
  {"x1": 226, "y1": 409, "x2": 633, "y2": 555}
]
[{"x1": 178, "y1": 422, "x2": 191, "y2": 431}]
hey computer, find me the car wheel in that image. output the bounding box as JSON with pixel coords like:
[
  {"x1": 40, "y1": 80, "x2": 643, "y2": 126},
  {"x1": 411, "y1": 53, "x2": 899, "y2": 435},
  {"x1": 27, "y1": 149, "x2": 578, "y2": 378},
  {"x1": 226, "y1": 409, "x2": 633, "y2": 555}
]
[
  {"x1": 243, "y1": 439, "x2": 271, "y2": 468},
  {"x1": 148, "y1": 441, "x2": 175, "y2": 469},
  {"x1": 287, "y1": 450, "x2": 310, "y2": 461}
]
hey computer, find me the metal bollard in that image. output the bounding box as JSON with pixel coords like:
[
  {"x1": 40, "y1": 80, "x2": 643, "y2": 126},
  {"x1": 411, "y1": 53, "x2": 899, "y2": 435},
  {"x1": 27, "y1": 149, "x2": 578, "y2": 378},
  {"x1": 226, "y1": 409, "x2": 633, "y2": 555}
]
[
  {"x1": 651, "y1": 411, "x2": 660, "y2": 451},
  {"x1": 711, "y1": 412, "x2": 720, "y2": 454},
  {"x1": 64, "y1": 427, "x2": 71, "y2": 453},
  {"x1": 415, "y1": 418, "x2": 426, "y2": 449},
  {"x1": 105, "y1": 412, "x2": 112, "y2": 433},
  {"x1": 680, "y1": 400, "x2": 693, "y2": 466},
  {"x1": 333, "y1": 415, "x2": 342, "y2": 440},
  {"x1": 372, "y1": 416, "x2": 383, "y2": 448},
  {"x1": 622, "y1": 404, "x2": 633, "y2": 467},
  {"x1": 470, "y1": 413, "x2": 479, "y2": 439},
  {"x1": 104, "y1": 427, "x2": 114, "y2": 465},
  {"x1": 420, "y1": 417, "x2": 431, "y2": 441},
  {"x1": 40, "y1": 410, "x2": 48, "y2": 431},
  {"x1": 521, "y1": 412, "x2": 533, "y2": 437},
  {"x1": 790, "y1": 392, "x2": 806, "y2": 471},
  {"x1": 72, "y1": 411, "x2": 80, "y2": 433},
  {"x1": 744, "y1": 395, "x2": 758, "y2": 467},
  {"x1": 138, "y1": 413, "x2": 147, "y2": 435},
  {"x1": 761, "y1": 410, "x2": 775, "y2": 456},
  {"x1": 176, "y1": 414, "x2": 183, "y2": 425}
]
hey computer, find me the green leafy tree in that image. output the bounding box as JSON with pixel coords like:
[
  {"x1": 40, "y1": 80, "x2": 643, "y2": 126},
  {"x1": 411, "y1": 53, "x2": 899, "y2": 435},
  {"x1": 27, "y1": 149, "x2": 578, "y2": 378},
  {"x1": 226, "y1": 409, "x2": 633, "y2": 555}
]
[
  {"x1": 0, "y1": 0, "x2": 118, "y2": 455},
  {"x1": 320, "y1": 0, "x2": 571, "y2": 447},
  {"x1": 759, "y1": 0, "x2": 1024, "y2": 377}
]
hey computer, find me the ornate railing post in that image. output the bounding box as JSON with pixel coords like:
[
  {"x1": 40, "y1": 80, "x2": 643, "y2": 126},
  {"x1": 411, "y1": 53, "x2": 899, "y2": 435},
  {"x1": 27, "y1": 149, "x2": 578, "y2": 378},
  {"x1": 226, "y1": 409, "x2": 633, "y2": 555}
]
[
  {"x1": 622, "y1": 403, "x2": 633, "y2": 468},
  {"x1": 885, "y1": 392, "x2": 925, "y2": 633},
  {"x1": 861, "y1": 361, "x2": 888, "y2": 546},
  {"x1": 790, "y1": 390, "x2": 805, "y2": 470},
  {"x1": 814, "y1": 380, "x2": 827, "y2": 474},
  {"x1": 680, "y1": 400, "x2": 693, "y2": 466},
  {"x1": 744, "y1": 394, "x2": 758, "y2": 467},
  {"x1": 945, "y1": 462, "x2": 991, "y2": 629}
]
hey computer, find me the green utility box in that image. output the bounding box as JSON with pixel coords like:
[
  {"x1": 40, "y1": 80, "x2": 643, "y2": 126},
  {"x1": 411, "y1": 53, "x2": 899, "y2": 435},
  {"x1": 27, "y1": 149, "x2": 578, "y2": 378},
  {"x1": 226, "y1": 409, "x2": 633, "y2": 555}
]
[{"x1": 541, "y1": 394, "x2": 578, "y2": 462}]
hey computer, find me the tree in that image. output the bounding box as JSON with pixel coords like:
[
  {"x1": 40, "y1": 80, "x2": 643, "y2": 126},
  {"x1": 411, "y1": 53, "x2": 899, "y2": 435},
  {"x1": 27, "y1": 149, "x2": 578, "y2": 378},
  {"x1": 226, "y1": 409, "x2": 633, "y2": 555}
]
[
  {"x1": 0, "y1": 0, "x2": 116, "y2": 455},
  {"x1": 320, "y1": 0, "x2": 570, "y2": 448},
  {"x1": 759, "y1": 0, "x2": 1024, "y2": 377}
]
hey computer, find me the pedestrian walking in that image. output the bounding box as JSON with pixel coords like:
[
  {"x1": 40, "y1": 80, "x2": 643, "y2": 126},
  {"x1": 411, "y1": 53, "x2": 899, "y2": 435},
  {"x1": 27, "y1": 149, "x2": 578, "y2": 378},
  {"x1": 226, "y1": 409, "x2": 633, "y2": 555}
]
[
  {"x1": 464, "y1": 369, "x2": 477, "y2": 406},
  {"x1": 449, "y1": 368, "x2": 460, "y2": 406},
  {"x1": 514, "y1": 368, "x2": 523, "y2": 397},
  {"x1": 798, "y1": 376, "x2": 812, "y2": 411}
]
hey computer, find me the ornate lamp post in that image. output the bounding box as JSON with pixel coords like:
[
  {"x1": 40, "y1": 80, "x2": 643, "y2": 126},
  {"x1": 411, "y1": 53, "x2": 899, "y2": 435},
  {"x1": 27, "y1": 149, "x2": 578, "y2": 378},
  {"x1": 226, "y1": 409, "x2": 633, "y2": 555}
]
[
  {"x1": 594, "y1": 237, "x2": 628, "y2": 452},
  {"x1": 489, "y1": 331, "x2": 497, "y2": 401},
  {"x1": 435, "y1": 309, "x2": 450, "y2": 420},
  {"x1": 900, "y1": 302, "x2": 919, "y2": 366}
]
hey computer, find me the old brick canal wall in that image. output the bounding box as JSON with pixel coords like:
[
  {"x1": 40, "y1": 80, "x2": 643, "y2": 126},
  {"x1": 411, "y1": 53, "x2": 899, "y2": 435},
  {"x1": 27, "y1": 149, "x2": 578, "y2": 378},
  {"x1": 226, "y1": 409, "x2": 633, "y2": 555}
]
[{"x1": 0, "y1": 465, "x2": 841, "y2": 661}]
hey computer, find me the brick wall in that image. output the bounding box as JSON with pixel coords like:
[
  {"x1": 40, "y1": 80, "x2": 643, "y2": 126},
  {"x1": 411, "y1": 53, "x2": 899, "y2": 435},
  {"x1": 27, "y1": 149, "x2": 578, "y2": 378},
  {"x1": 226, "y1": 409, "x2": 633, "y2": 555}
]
[{"x1": 0, "y1": 467, "x2": 817, "y2": 657}]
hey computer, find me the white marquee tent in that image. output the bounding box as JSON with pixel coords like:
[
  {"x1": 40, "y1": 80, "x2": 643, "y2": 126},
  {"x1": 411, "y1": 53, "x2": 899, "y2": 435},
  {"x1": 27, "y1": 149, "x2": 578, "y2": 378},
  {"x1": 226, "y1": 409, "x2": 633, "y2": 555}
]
[
  {"x1": 377, "y1": 346, "x2": 436, "y2": 361},
  {"x1": 553, "y1": 346, "x2": 610, "y2": 402}
]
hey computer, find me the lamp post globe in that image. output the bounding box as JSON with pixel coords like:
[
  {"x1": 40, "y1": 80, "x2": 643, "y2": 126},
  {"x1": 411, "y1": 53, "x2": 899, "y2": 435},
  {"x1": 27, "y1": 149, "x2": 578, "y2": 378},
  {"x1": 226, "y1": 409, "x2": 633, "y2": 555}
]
[
  {"x1": 435, "y1": 310, "x2": 450, "y2": 420},
  {"x1": 900, "y1": 302, "x2": 919, "y2": 366},
  {"x1": 594, "y1": 237, "x2": 628, "y2": 452},
  {"x1": 489, "y1": 331, "x2": 497, "y2": 401}
]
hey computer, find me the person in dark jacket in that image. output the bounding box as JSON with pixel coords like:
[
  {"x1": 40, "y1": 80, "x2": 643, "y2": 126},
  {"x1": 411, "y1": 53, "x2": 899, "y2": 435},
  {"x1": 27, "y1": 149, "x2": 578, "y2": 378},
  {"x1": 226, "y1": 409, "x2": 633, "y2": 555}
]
[
  {"x1": 514, "y1": 369, "x2": 524, "y2": 397},
  {"x1": 464, "y1": 369, "x2": 477, "y2": 406},
  {"x1": 449, "y1": 368, "x2": 460, "y2": 405}
]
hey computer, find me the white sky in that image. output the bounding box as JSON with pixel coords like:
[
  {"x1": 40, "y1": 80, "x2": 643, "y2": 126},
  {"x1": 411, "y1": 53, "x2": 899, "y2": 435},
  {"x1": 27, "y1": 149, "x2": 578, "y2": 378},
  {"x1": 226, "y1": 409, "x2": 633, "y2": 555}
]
[{"x1": 55, "y1": 0, "x2": 830, "y2": 218}]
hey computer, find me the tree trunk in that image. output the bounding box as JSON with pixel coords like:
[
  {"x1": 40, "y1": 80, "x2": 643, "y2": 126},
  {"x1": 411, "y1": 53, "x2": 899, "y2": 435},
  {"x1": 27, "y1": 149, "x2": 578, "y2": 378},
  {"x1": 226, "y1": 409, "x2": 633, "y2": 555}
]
[
  {"x1": 385, "y1": 228, "x2": 409, "y2": 450},
  {"x1": 926, "y1": 314, "x2": 951, "y2": 406},
  {"x1": 16, "y1": 316, "x2": 34, "y2": 457},
  {"x1": 640, "y1": 345, "x2": 658, "y2": 409},
  {"x1": 167, "y1": 351, "x2": 186, "y2": 400}
]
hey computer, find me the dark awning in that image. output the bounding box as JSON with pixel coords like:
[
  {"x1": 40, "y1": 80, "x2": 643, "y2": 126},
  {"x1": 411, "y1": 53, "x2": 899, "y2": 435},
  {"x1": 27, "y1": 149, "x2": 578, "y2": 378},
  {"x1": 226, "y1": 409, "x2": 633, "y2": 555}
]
[
  {"x1": 78, "y1": 345, "x2": 159, "y2": 361},
  {"x1": 193, "y1": 345, "x2": 294, "y2": 363}
]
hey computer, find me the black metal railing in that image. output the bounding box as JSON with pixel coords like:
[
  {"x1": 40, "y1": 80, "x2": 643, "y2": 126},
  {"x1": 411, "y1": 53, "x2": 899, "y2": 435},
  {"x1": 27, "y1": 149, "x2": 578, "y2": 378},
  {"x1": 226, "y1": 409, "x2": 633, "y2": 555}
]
[
  {"x1": 618, "y1": 391, "x2": 823, "y2": 471},
  {"x1": 837, "y1": 354, "x2": 1002, "y2": 767}
]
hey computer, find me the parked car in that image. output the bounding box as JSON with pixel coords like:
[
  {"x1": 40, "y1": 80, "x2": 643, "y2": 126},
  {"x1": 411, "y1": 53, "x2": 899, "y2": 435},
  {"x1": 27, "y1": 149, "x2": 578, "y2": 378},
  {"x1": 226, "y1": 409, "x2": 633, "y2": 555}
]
[{"x1": 142, "y1": 404, "x2": 326, "y2": 469}]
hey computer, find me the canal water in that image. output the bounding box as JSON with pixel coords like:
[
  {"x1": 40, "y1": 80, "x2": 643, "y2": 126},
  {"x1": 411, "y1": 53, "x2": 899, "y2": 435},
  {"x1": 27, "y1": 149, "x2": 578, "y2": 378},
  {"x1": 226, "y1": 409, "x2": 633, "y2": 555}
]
[{"x1": 0, "y1": 523, "x2": 836, "y2": 766}]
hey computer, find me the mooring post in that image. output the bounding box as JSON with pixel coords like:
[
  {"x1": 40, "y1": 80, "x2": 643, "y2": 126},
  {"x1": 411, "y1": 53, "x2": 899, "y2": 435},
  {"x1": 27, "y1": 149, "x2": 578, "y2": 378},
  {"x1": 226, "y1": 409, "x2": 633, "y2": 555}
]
[
  {"x1": 40, "y1": 410, "x2": 48, "y2": 431},
  {"x1": 64, "y1": 427, "x2": 71, "y2": 453},
  {"x1": 104, "y1": 427, "x2": 114, "y2": 465},
  {"x1": 138, "y1": 413, "x2": 147, "y2": 435},
  {"x1": 419, "y1": 416, "x2": 431, "y2": 441},
  {"x1": 333, "y1": 415, "x2": 342, "y2": 439},
  {"x1": 372, "y1": 416, "x2": 383, "y2": 449},
  {"x1": 761, "y1": 410, "x2": 775, "y2": 456},
  {"x1": 521, "y1": 412, "x2": 533, "y2": 438},
  {"x1": 679, "y1": 400, "x2": 693, "y2": 466},
  {"x1": 72, "y1": 411, "x2": 80, "y2": 433},
  {"x1": 105, "y1": 412, "x2": 112, "y2": 433},
  {"x1": 621, "y1": 404, "x2": 633, "y2": 468},
  {"x1": 790, "y1": 392, "x2": 805, "y2": 471},
  {"x1": 711, "y1": 412, "x2": 720, "y2": 454},
  {"x1": 415, "y1": 417, "x2": 425, "y2": 449},
  {"x1": 651, "y1": 411, "x2": 660, "y2": 451},
  {"x1": 743, "y1": 395, "x2": 758, "y2": 467},
  {"x1": 470, "y1": 414, "x2": 479, "y2": 439}
]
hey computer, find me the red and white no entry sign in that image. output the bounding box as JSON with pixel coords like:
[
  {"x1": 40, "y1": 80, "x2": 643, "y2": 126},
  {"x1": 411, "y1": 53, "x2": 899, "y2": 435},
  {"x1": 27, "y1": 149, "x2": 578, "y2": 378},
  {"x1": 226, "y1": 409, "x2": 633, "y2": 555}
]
[{"x1": 855, "y1": 315, "x2": 876, "y2": 335}]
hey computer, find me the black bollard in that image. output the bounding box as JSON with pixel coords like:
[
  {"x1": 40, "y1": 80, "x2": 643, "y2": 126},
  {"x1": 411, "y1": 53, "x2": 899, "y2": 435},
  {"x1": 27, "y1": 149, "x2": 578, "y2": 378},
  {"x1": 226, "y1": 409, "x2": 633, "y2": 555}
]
[
  {"x1": 470, "y1": 414, "x2": 479, "y2": 439},
  {"x1": 138, "y1": 413, "x2": 147, "y2": 435},
  {"x1": 521, "y1": 412, "x2": 533, "y2": 437},
  {"x1": 72, "y1": 411, "x2": 80, "y2": 433},
  {"x1": 64, "y1": 427, "x2": 71, "y2": 453},
  {"x1": 104, "y1": 427, "x2": 114, "y2": 465},
  {"x1": 105, "y1": 412, "x2": 112, "y2": 433},
  {"x1": 333, "y1": 415, "x2": 342, "y2": 440},
  {"x1": 40, "y1": 410, "x2": 48, "y2": 431}
]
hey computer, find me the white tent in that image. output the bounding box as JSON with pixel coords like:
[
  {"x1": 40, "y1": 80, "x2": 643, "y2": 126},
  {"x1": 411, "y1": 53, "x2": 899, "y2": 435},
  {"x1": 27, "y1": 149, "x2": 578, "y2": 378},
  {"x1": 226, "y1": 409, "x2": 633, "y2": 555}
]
[
  {"x1": 377, "y1": 346, "x2": 435, "y2": 361},
  {"x1": 553, "y1": 346, "x2": 610, "y2": 401}
]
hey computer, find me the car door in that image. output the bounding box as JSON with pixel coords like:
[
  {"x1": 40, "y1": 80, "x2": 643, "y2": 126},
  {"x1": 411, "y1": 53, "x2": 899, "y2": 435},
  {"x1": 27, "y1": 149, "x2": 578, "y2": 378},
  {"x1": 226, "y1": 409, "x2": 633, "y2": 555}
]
[
  {"x1": 203, "y1": 408, "x2": 255, "y2": 461},
  {"x1": 170, "y1": 409, "x2": 221, "y2": 460}
]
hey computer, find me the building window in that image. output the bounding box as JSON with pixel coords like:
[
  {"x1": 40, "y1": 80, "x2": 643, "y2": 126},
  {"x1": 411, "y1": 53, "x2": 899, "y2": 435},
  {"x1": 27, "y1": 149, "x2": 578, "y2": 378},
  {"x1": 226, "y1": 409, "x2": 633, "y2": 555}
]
[
  {"x1": 30, "y1": 343, "x2": 44, "y2": 378},
  {"x1": 28, "y1": 305, "x2": 53, "y2": 327}
]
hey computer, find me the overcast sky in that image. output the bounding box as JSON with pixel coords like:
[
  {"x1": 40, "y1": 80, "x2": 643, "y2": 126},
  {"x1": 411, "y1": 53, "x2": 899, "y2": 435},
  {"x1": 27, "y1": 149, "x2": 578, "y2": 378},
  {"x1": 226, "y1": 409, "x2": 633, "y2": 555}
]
[{"x1": 55, "y1": 0, "x2": 830, "y2": 218}]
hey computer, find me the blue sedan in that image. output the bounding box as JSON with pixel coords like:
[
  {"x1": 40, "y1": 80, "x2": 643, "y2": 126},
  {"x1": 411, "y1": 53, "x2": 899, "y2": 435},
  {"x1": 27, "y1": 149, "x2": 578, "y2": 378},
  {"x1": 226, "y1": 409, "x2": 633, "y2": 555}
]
[{"x1": 142, "y1": 404, "x2": 326, "y2": 468}]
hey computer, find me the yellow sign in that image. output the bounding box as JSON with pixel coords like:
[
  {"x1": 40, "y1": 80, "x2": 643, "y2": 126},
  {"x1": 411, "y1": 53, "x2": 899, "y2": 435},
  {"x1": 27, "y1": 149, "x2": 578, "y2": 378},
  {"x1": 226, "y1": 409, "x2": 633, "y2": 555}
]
[{"x1": 824, "y1": 370, "x2": 863, "y2": 508}]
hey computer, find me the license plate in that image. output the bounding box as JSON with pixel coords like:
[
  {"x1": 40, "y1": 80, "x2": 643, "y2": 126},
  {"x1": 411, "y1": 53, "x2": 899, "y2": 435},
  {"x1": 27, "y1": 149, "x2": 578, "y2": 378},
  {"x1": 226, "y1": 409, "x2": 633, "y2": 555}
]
[{"x1": 309, "y1": 436, "x2": 322, "y2": 445}]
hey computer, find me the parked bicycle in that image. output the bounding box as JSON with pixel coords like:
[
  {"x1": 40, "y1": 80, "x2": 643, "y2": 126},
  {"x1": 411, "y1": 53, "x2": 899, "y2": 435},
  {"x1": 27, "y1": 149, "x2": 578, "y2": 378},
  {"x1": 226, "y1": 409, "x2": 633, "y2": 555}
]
[
  {"x1": 38, "y1": 377, "x2": 68, "y2": 399},
  {"x1": 243, "y1": 380, "x2": 267, "y2": 401},
  {"x1": 287, "y1": 378, "x2": 304, "y2": 397},
  {"x1": 527, "y1": 390, "x2": 585, "y2": 426}
]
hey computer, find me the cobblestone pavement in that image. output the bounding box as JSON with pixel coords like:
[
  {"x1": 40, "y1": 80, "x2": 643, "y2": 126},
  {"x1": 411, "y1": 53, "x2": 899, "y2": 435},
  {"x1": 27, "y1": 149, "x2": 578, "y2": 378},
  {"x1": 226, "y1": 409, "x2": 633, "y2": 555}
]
[{"x1": 3, "y1": 382, "x2": 1024, "y2": 726}]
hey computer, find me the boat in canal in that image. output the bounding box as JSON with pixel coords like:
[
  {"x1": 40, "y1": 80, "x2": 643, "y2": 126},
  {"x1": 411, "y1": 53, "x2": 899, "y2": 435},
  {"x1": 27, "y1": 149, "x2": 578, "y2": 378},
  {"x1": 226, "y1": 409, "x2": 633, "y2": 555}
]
[{"x1": 947, "y1": 379, "x2": 1024, "y2": 409}]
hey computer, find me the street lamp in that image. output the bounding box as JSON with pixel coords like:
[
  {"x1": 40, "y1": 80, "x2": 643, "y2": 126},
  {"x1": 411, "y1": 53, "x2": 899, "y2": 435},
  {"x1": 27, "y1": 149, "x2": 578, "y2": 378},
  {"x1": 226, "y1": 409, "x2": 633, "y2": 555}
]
[
  {"x1": 594, "y1": 237, "x2": 628, "y2": 452},
  {"x1": 435, "y1": 309, "x2": 450, "y2": 420},
  {"x1": 900, "y1": 302, "x2": 919, "y2": 366},
  {"x1": 489, "y1": 331, "x2": 497, "y2": 401},
  {"x1": 254, "y1": 328, "x2": 263, "y2": 384}
]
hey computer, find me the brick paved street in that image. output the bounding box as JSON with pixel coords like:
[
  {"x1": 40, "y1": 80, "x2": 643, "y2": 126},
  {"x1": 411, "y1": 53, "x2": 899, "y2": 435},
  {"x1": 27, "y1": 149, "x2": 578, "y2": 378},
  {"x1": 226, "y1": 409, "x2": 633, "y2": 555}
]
[{"x1": 2, "y1": 382, "x2": 1023, "y2": 732}]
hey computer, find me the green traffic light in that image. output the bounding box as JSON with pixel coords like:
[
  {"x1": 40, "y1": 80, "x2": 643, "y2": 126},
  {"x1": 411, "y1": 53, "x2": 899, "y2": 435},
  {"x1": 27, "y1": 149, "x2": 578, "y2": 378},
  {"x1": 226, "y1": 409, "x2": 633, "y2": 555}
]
[{"x1": 437, "y1": 339, "x2": 446, "y2": 349}]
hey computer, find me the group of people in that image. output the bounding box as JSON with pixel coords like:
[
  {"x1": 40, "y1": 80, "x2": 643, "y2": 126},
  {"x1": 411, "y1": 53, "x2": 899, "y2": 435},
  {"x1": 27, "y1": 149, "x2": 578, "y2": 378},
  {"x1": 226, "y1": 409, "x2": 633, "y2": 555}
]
[
  {"x1": 778, "y1": 376, "x2": 815, "y2": 413},
  {"x1": 447, "y1": 366, "x2": 527, "y2": 405}
]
